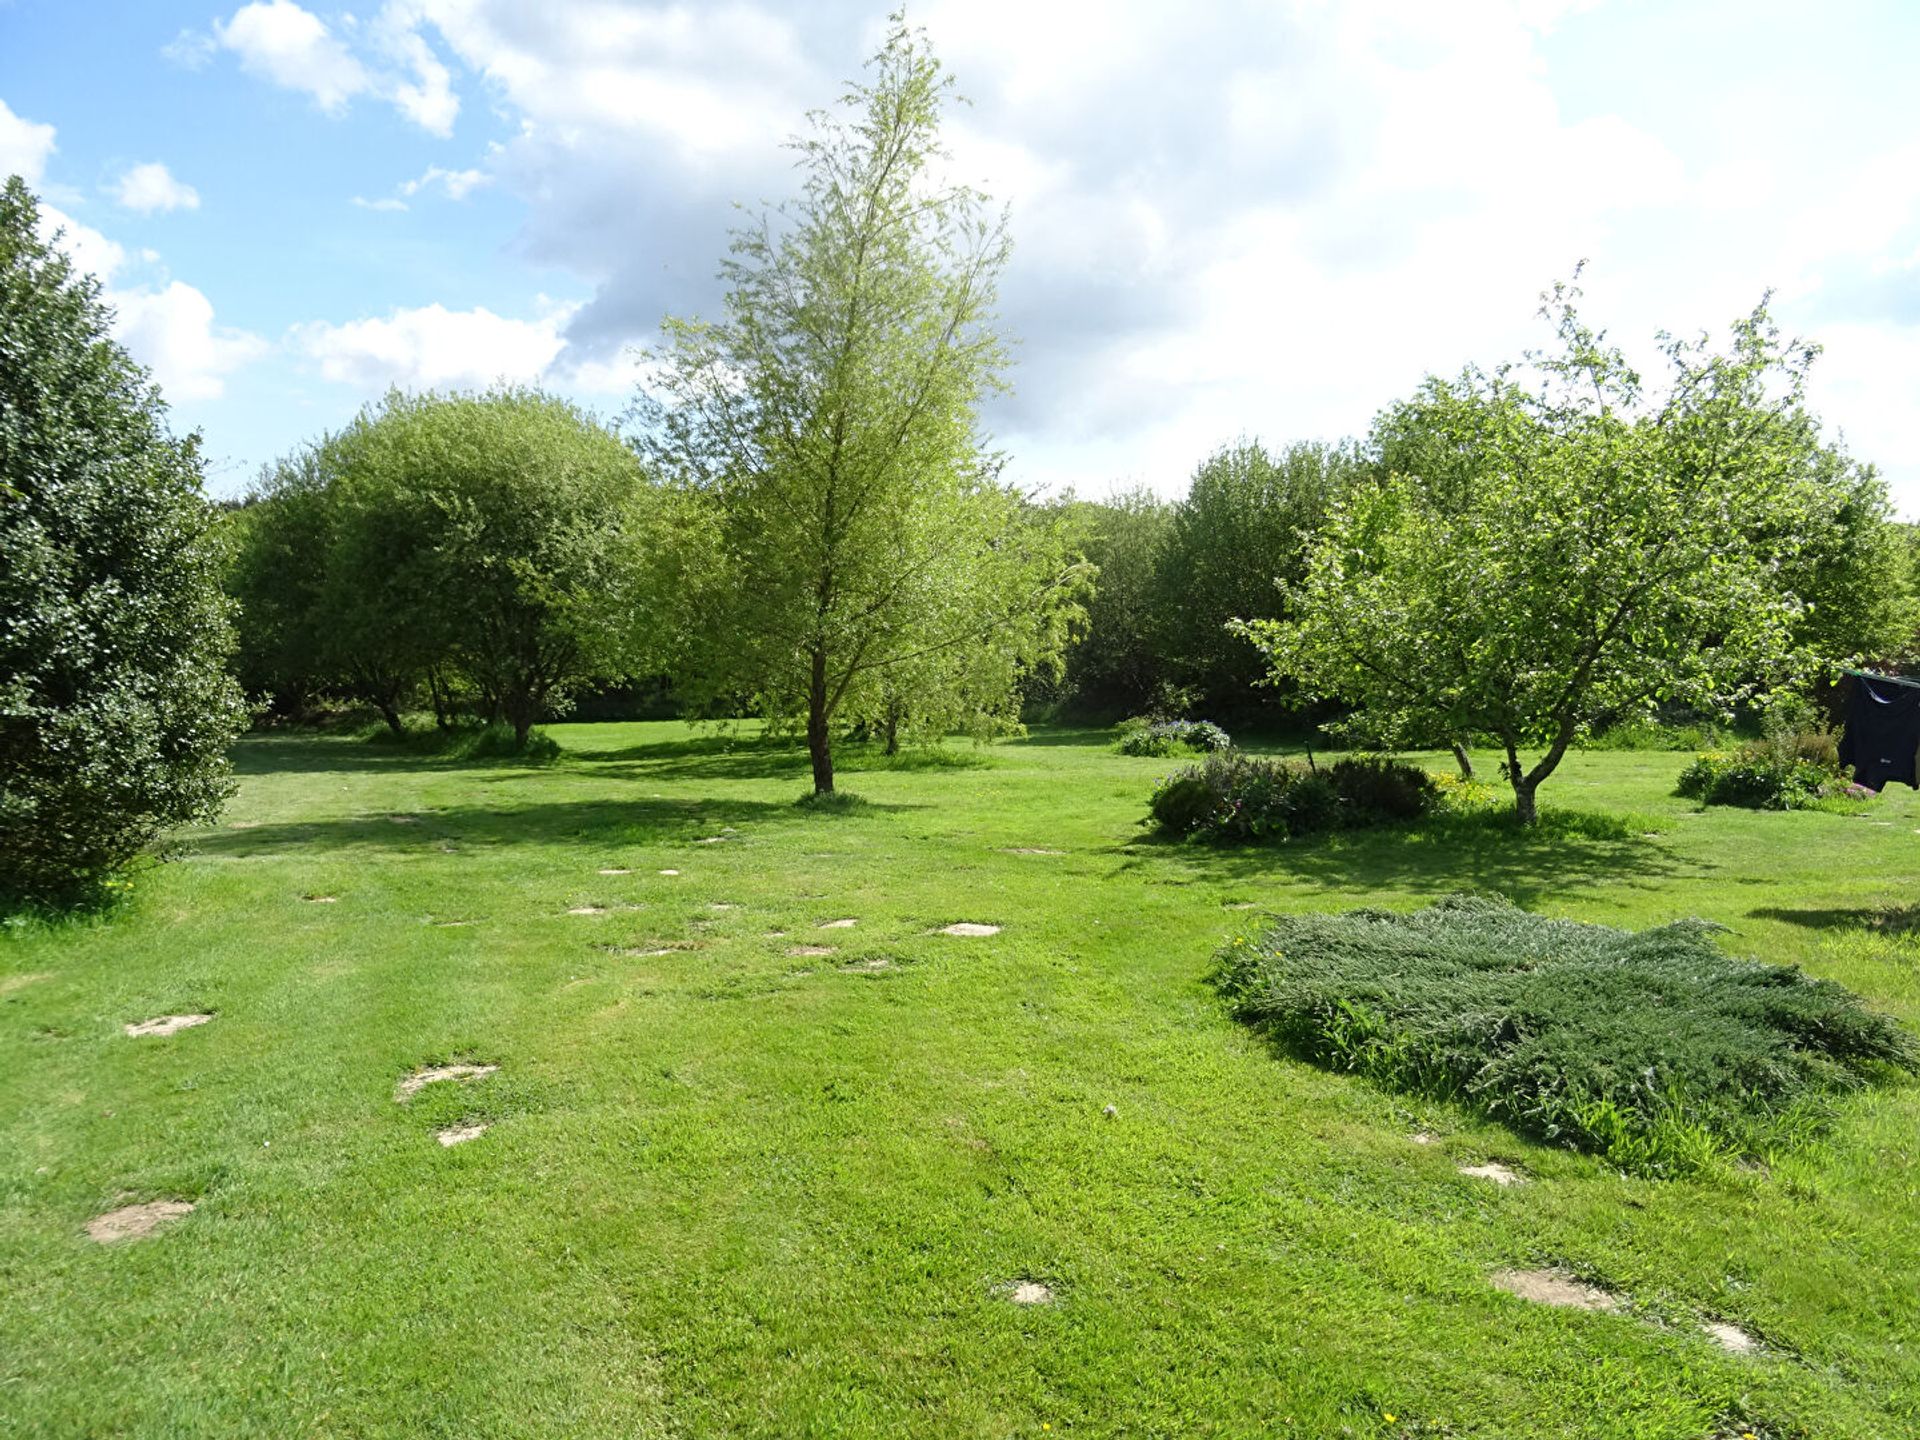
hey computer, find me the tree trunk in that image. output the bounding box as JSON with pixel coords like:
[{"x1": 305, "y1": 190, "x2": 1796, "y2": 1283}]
[
  {"x1": 1513, "y1": 781, "x2": 1539, "y2": 825},
  {"x1": 1450, "y1": 741, "x2": 1474, "y2": 780},
  {"x1": 428, "y1": 670, "x2": 454, "y2": 732},
  {"x1": 378, "y1": 699, "x2": 405, "y2": 737},
  {"x1": 807, "y1": 646, "x2": 834, "y2": 794},
  {"x1": 882, "y1": 703, "x2": 900, "y2": 757}
]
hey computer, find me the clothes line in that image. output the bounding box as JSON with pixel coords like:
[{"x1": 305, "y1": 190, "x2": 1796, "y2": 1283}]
[{"x1": 1842, "y1": 668, "x2": 1920, "y2": 691}]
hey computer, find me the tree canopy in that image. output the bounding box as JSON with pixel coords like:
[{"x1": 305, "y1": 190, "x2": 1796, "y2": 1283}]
[
  {"x1": 1, "y1": 177, "x2": 246, "y2": 902},
  {"x1": 1242, "y1": 282, "x2": 1840, "y2": 823},
  {"x1": 635, "y1": 19, "x2": 1086, "y2": 793}
]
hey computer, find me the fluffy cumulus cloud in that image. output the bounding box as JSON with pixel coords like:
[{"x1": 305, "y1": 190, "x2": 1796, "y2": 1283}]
[
  {"x1": 202, "y1": 0, "x2": 459, "y2": 135},
  {"x1": 113, "y1": 162, "x2": 201, "y2": 214},
  {"x1": 0, "y1": 97, "x2": 58, "y2": 184},
  {"x1": 294, "y1": 301, "x2": 576, "y2": 391},
  {"x1": 113, "y1": 282, "x2": 270, "y2": 400}
]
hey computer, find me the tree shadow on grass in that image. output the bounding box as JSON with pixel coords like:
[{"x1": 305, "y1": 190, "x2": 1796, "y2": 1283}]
[
  {"x1": 1104, "y1": 808, "x2": 1697, "y2": 910},
  {"x1": 186, "y1": 792, "x2": 918, "y2": 860},
  {"x1": 1748, "y1": 904, "x2": 1920, "y2": 938},
  {"x1": 229, "y1": 734, "x2": 556, "y2": 779}
]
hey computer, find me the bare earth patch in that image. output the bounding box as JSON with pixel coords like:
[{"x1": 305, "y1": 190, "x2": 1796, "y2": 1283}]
[
  {"x1": 1008, "y1": 1280, "x2": 1054, "y2": 1305},
  {"x1": 87, "y1": 1200, "x2": 194, "y2": 1243},
  {"x1": 124, "y1": 1014, "x2": 212, "y2": 1038},
  {"x1": 1223, "y1": 901, "x2": 1259, "y2": 911},
  {"x1": 598, "y1": 867, "x2": 632, "y2": 876},
  {"x1": 1703, "y1": 1320, "x2": 1760, "y2": 1354},
  {"x1": 1459, "y1": 1161, "x2": 1526, "y2": 1186},
  {"x1": 940, "y1": 923, "x2": 1000, "y2": 937},
  {"x1": 388, "y1": 814, "x2": 420, "y2": 825},
  {"x1": 1410, "y1": 1131, "x2": 1437, "y2": 1146},
  {"x1": 845, "y1": 957, "x2": 892, "y2": 972},
  {"x1": 302, "y1": 894, "x2": 338, "y2": 904},
  {"x1": 567, "y1": 906, "x2": 609, "y2": 916},
  {"x1": 394, "y1": 1063, "x2": 499, "y2": 1102},
  {"x1": 1003, "y1": 848, "x2": 1065, "y2": 855},
  {"x1": 0, "y1": 973, "x2": 51, "y2": 995},
  {"x1": 658, "y1": 869, "x2": 680, "y2": 876},
  {"x1": 788, "y1": 945, "x2": 837, "y2": 958},
  {"x1": 1490, "y1": 1268, "x2": 1620, "y2": 1311},
  {"x1": 819, "y1": 918, "x2": 858, "y2": 929},
  {"x1": 710, "y1": 902, "x2": 741, "y2": 912},
  {"x1": 437, "y1": 1124, "x2": 489, "y2": 1147}
]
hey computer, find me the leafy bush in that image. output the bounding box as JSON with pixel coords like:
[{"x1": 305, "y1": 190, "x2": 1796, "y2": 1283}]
[
  {"x1": 1, "y1": 179, "x2": 247, "y2": 905},
  {"x1": 1148, "y1": 751, "x2": 1436, "y2": 841},
  {"x1": 1676, "y1": 725, "x2": 1844, "y2": 810},
  {"x1": 1116, "y1": 717, "x2": 1232, "y2": 757},
  {"x1": 1211, "y1": 895, "x2": 1917, "y2": 1174}
]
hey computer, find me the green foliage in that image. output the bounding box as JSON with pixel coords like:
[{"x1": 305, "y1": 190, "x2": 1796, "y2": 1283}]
[
  {"x1": 1211, "y1": 895, "x2": 1917, "y2": 1174},
  {"x1": 1677, "y1": 727, "x2": 1844, "y2": 810},
  {"x1": 1151, "y1": 439, "x2": 1361, "y2": 715},
  {"x1": 1115, "y1": 717, "x2": 1231, "y2": 757},
  {"x1": 634, "y1": 21, "x2": 1086, "y2": 793},
  {"x1": 1052, "y1": 488, "x2": 1172, "y2": 714},
  {"x1": 228, "y1": 388, "x2": 648, "y2": 742},
  {"x1": 1583, "y1": 717, "x2": 1728, "y2": 751},
  {"x1": 0, "y1": 177, "x2": 246, "y2": 904},
  {"x1": 1244, "y1": 277, "x2": 1844, "y2": 824},
  {"x1": 1147, "y1": 751, "x2": 1437, "y2": 841}
]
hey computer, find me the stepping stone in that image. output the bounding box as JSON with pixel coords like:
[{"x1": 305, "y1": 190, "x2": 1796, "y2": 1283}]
[
  {"x1": 939, "y1": 923, "x2": 1000, "y2": 937},
  {"x1": 124, "y1": 1014, "x2": 212, "y2": 1038},
  {"x1": 658, "y1": 869, "x2": 680, "y2": 877},
  {"x1": 598, "y1": 867, "x2": 632, "y2": 876},
  {"x1": 1702, "y1": 1320, "x2": 1759, "y2": 1353},
  {"x1": 567, "y1": 906, "x2": 609, "y2": 916},
  {"x1": 437, "y1": 1124, "x2": 489, "y2": 1147},
  {"x1": 696, "y1": 836, "x2": 726, "y2": 844},
  {"x1": 846, "y1": 957, "x2": 891, "y2": 972},
  {"x1": 87, "y1": 1199, "x2": 194, "y2": 1243},
  {"x1": 1459, "y1": 1161, "x2": 1526, "y2": 1186},
  {"x1": 788, "y1": 945, "x2": 837, "y2": 958},
  {"x1": 710, "y1": 902, "x2": 741, "y2": 911},
  {"x1": 388, "y1": 815, "x2": 420, "y2": 825},
  {"x1": 819, "y1": 918, "x2": 858, "y2": 929},
  {"x1": 302, "y1": 894, "x2": 338, "y2": 904},
  {"x1": 1490, "y1": 1268, "x2": 1619, "y2": 1311},
  {"x1": 394, "y1": 1063, "x2": 498, "y2": 1102},
  {"x1": 1008, "y1": 1280, "x2": 1053, "y2": 1305},
  {"x1": 1410, "y1": 1131, "x2": 1437, "y2": 1145},
  {"x1": 1003, "y1": 848, "x2": 1065, "y2": 855}
]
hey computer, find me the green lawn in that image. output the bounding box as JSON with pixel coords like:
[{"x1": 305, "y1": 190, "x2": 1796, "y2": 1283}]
[{"x1": 3, "y1": 723, "x2": 1918, "y2": 1439}]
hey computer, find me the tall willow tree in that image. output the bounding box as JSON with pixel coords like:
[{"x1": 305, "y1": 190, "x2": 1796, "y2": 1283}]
[{"x1": 636, "y1": 19, "x2": 1084, "y2": 794}]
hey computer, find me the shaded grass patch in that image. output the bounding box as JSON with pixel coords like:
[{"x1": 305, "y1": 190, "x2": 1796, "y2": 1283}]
[{"x1": 1211, "y1": 894, "x2": 1917, "y2": 1175}]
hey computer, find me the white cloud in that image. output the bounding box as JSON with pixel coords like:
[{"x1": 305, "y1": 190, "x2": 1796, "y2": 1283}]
[
  {"x1": 113, "y1": 162, "x2": 202, "y2": 214},
  {"x1": 0, "y1": 98, "x2": 57, "y2": 184},
  {"x1": 112, "y1": 281, "x2": 270, "y2": 400},
  {"x1": 36, "y1": 202, "x2": 127, "y2": 283},
  {"x1": 208, "y1": 0, "x2": 459, "y2": 134},
  {"x1": 294, "y1": 302, "x2": 570, "y2": 390},
  {"x1": 214, "y1": 1, "x2": 371, "y2": 116},
  {"x1": 401, "y1": 164, "x2": 491, "y2": 200},
  {"x1": 352, "y1": 194, "x2": 410, "y2": 212},
  {"x1": 161, "y1": 28, "x2": 219, "y2": 70}
]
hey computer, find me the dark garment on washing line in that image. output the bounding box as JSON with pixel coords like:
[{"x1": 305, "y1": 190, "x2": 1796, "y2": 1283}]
[{"x1": 1839, "y1": 673, "x2": 1920, "y2": 790}]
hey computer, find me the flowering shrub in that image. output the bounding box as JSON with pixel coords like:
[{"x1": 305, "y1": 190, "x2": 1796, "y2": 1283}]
[
  {"x1": 1116, "y1": 718, "x2": 1232, "y2": 757},
  {"x1": 1147, "y1": 751, "x2": 1437, "y2": 841}
]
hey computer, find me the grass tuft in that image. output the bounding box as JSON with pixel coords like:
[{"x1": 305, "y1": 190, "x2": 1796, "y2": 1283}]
[{"x1": 1211, "y1": 894, "x2": 1918, "y2": 1175}]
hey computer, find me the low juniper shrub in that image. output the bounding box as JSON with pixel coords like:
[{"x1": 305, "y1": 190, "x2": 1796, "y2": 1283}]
[
  {"x1": 1210, "y1": 894, "x2": 1917, "y2": 1174},
  {"x1": 1116, "y1": 717, "x2": 1232, "y2": 758},
  {"x1": 1147, "y1": 751, "x2": 1437, "y2": 841}
]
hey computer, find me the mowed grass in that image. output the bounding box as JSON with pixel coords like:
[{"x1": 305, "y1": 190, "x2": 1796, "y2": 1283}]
[{"x1": 2, "y1": 723, "x2": 1919, "y2": 1439}]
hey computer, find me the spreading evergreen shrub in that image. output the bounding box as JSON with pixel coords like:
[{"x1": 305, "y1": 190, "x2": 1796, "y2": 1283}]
[
  {"x1": 1211, "y1": 895, "x2": 1917, "y2": 1174},
  {"x1": 1115, "y1": 717, "x2": 1232, "y2": 757},
  {"x1": 1147, "y1": 751, "x2": 1437, "y2": 841},
  {"x1": 1, "y1": 179, "x2": 245, "y2": 904}
]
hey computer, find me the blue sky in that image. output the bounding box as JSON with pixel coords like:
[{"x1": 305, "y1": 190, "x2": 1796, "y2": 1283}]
[{"x1": 3, "y1": 0, "x2": 1918, "y2": 513}]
